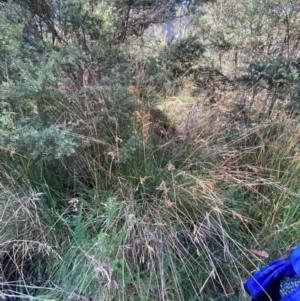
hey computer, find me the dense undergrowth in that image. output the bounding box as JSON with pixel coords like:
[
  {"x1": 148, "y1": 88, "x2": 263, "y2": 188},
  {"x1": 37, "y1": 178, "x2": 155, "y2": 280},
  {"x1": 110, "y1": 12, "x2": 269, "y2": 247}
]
[
  {"x1": 1, "y1": 0, "x2": 300, "y2": 300},
  {"x1": 2, "y1": 94, "x2": 300, "y2": 300}
]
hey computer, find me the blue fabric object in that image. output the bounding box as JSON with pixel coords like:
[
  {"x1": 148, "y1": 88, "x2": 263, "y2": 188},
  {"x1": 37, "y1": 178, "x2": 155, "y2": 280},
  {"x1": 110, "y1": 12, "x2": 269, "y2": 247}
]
[{"x1": 244, "y1": 245, "x2": 300, "y2": 301}]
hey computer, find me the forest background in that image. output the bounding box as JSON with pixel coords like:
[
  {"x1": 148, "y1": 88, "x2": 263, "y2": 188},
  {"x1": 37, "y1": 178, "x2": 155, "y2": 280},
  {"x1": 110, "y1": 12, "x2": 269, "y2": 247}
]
[{"x1": 0, "y1": 0, "x2": 300, "y2": 300}]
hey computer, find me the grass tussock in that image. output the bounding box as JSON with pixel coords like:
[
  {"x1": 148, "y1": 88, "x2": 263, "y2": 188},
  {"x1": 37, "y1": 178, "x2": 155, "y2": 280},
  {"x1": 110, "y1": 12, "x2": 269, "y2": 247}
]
[{"x1": 1, "y1": 97, "x2": 300, "y2": 301}]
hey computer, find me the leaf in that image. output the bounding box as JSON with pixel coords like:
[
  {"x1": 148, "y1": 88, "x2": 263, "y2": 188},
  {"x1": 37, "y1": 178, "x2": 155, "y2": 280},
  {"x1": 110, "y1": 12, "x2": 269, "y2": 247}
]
[{"x1": 249, "y1": 249, "x2": 269, "y2": 258}]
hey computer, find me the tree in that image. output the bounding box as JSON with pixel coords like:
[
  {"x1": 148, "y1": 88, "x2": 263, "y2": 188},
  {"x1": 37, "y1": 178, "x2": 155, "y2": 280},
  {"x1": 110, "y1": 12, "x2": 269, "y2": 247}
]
[{"x1": 189, "y1": 0, "x2": 300, "y2": 116}]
